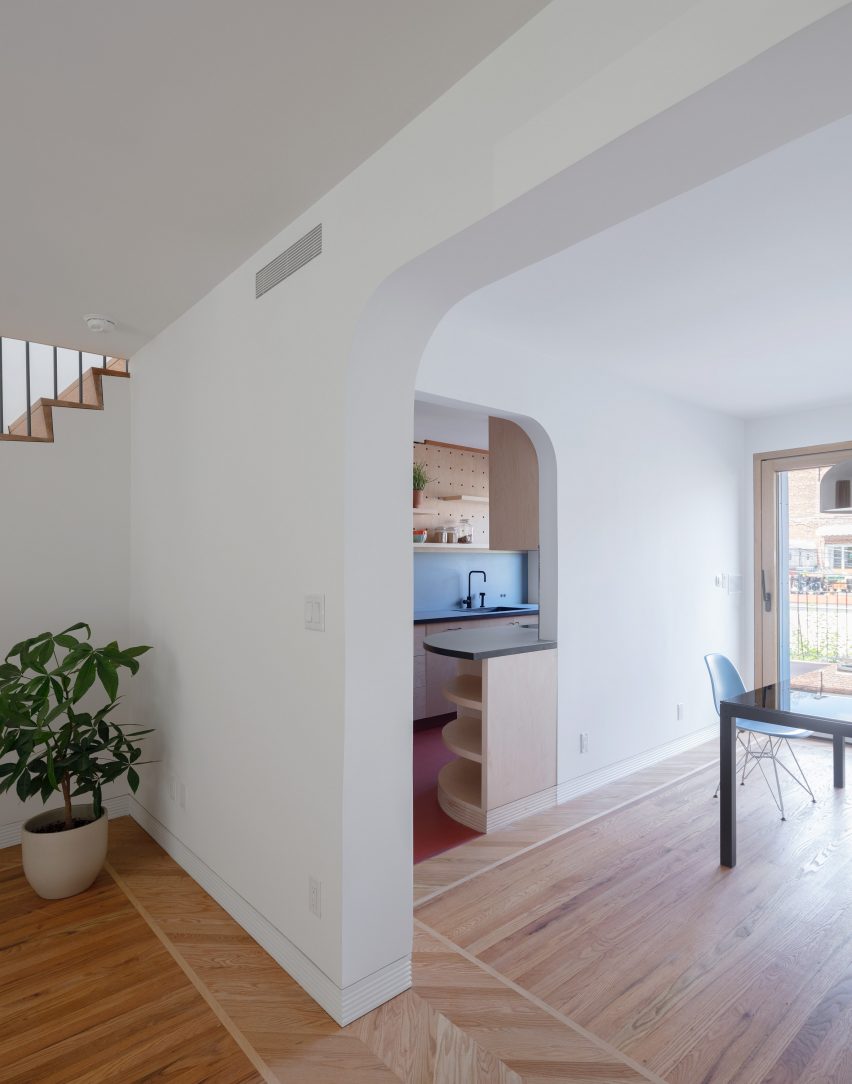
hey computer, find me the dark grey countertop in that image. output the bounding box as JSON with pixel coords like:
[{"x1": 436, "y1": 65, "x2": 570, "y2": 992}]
[
  {"x1": 413, "y1": 604, "x2": 538, "y2": 625},
  {"x1": 424, "y1": 626, "x2": 556, "y2": 661}
]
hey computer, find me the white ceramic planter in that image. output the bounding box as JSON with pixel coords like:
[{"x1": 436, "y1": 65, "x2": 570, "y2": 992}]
[{"x1": 21, "y1": 803, "x2": 108, "y2": 899}]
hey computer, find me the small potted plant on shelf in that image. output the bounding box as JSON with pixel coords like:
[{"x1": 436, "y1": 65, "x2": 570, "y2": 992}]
[
  {"x1": 0, "y1": 623, "x2": 152, "y2": 899},
  {"x1": 413, "y1": 461, "x2": 433, "y2": 508}
]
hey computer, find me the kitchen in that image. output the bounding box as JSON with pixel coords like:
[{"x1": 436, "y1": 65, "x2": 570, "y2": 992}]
[{"x1": 412, "y1": 400, "x2": 557, "y2": 861}]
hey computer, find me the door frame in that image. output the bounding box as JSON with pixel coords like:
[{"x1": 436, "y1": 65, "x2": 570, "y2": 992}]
[{"x1": 754, "y1": 439, "x2": 852, "y2": 686}]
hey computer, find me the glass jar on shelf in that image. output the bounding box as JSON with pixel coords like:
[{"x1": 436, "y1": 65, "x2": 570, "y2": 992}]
[{"x1": 458, "y1": 518, "x2": 473, "y2": 544}]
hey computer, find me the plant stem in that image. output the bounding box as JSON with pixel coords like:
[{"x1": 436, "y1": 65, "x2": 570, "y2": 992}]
[{"x1": 60, "y1": 775, "x2": 73, "y2": 830}]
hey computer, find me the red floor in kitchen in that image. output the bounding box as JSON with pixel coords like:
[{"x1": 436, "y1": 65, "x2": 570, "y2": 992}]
[{"x1": 413, "y1": 724, "x2": 480, "y2": 863}]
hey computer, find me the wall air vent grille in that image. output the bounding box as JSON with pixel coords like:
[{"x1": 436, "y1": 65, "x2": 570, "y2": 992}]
[{"x1": 255, "y1": 223, "x2": 322, "y2": 298}]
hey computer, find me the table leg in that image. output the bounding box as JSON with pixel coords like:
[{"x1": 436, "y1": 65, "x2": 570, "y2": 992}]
[
  {"x1": 720, "y1": 704, "x2": 736, "y2": 867},
  {"x1": 834, "y1": 733, "x2": 846, "y2": 788}
]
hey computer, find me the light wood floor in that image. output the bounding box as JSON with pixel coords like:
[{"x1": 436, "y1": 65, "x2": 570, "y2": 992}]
[{"x1": 3, "y1": 737, "x2": 850, "y2": 1082}]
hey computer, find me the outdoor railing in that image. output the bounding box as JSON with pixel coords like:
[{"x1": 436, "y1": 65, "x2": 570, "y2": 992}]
[{"x1": 790, "y1": 590, "x2": 852, "y2": 663}]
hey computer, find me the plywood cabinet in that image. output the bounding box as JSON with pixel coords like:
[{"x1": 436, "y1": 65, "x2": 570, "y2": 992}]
[
  {"x1": 488, "y1": 417, "x2": 539, "y2": 551},
  {"x1": 436, "y1": 646, "x2": 558, "y2": 833},
  {"x1": 414, "y1": 615, "x2": 536, "y2": 721}
]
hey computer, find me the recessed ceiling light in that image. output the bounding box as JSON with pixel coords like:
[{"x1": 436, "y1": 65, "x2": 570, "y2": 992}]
[{"x1": 83, "y1": 313, "x2": 116, "y2": 333}]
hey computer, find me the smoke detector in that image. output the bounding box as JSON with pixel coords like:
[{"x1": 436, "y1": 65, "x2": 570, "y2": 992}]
[{"x1": 83, "y1": 314, "x2": 116, "y2": 333}]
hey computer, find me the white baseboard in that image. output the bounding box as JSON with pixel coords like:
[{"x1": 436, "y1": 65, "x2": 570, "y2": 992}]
[
  {"x1": 129, "y1": 799, "x2": 410, "y2": 1026},
  {"x1": 485, "y1": 785, "x2": 558, "y2": 831},
  {"x1": 556, "y1": 724, "x2": 717, "y2": 804},
  {"x1": 0, "y1": 793, "x2": 131, "y2": 850}
]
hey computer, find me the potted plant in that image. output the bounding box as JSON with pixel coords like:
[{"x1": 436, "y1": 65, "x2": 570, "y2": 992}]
[
  {"x1": 413, "y1": 461, "x2": 433, "y2": 508},
  {"x1": 0, "y1": 623, "x2": 151, "y2": 899}
]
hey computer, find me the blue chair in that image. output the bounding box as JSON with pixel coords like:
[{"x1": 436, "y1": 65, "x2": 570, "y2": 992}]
[{"x1": 705, "y1": 653, "x2": 815, "y2": 820}]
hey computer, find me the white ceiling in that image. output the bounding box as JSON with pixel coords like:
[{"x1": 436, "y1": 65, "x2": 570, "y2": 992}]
[
  {"x1": 0, "y1": 0, "x2": 545, "y2": 356},
  {"x1": 414, "y1": 399, "x2": 489, "y2": 448},
  {"x1": 457, "y1": 112, "x2": 852, "y2": 420}
]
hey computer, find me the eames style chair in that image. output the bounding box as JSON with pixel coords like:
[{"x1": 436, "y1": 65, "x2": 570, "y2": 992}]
[{"x1": 705, "y1": 653, "x2": 816, "y2": 821}]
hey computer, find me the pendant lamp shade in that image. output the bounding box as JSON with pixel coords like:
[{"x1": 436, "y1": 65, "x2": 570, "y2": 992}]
[{"x1": 820, "y1": 460, "x2": 852, "y2": 513}]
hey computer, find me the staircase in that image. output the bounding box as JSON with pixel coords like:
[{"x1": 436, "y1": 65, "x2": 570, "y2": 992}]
[{"x1": 0, "y1": 341, "x2": 128, "y2": 443}]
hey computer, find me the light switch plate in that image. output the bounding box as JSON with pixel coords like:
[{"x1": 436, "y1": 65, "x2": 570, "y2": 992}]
[{"x1": 304, "y1": 594, "x2": 325, "y2": 632}]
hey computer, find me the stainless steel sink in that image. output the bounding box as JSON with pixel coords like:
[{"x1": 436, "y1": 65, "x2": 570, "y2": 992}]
[{"x1": 459, "y1": 606, "x2": 529, "y2": 614}]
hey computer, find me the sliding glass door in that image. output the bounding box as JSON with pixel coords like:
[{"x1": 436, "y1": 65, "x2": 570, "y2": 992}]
[{"x1": 756, "y1": 443, "x2": 852, "y2": 688}]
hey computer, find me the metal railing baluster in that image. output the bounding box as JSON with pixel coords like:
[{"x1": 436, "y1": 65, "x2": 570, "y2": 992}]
[
  {"x1": 53, "y1": 346, "x2": 58, "y2": 400},
  {"x1": 0, "y1": 338, "x2": 4, "y2": 434},
  {"x1": 25, "y1": 341, "x2": 31, "y2": 436},
  {"x1": 78, "y1": 350, "x2": 83, "y2": 403}
]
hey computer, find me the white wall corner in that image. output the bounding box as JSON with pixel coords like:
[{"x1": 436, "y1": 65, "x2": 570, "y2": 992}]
[
  {"x1": 0, "y1": 793, "x2": 131, "y2": 851},
  {"x1": 129, "y1": 800, "x2": 410, "y2": 1026}
]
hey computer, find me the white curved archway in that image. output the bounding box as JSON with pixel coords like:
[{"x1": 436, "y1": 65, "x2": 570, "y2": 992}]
[{"x1": 338, "y1": 17, "x2": 852, "y2": 996}]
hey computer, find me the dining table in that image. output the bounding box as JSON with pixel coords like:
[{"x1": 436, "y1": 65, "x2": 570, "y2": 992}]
[{"x1": 720, "y1": 677, "x2": 852, "y2": 867}]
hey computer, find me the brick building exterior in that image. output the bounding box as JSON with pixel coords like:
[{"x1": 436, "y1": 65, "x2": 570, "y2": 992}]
[{"x1": 788, "y1": 467, "x2": 852, "y2": 585}]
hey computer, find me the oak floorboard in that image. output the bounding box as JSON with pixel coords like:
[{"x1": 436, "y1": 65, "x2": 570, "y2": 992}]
[
  {"x1": 0, "y1": 848, "x2": 262, "y2": 1084},
  {"x1": 419, "y1": 739, "x2": 852, "y2": 1084},
  {"x1": 413, "y1": 742, "x2": 717, "y2": 903}
]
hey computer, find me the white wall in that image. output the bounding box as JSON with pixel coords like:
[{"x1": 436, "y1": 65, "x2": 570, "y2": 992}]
[
  {"x1": 0, "y1": 377, "x2": 131, "y2": 844},
  {"x1": 126, "y1": 2, "x2": 850, "y2": 1022},
  {"x1": 418, "y1": 320, "x2": 744, "y2": 779},
  {"x1": 742, "y1": 401, "x2": 852, "y2": 681}
]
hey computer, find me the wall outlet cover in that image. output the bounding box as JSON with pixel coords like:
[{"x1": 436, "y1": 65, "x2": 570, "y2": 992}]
[{"x1": 305, "y1": 594, "x2": 325, "y2": 632}]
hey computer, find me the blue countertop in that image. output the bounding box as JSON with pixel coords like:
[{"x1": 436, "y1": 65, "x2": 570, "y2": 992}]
[{"x1": 413, "y1": 603, "x2": 539, "y2": 625}]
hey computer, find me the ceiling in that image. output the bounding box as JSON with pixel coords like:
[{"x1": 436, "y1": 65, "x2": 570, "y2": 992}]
[
  {"x1": 457, "y1": 112, "x2": 852, "y2": 420},
  {"x1": 0, "y1": 0, "x2": 546, "y2": 356},
  {"x1": 414, "y1": 399, "x2": 489, "y2": 449}
]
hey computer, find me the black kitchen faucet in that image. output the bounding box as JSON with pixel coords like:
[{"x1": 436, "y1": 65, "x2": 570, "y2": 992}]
[{"x1": 465, "y1": 570, "x2": 487, "y2": 608}]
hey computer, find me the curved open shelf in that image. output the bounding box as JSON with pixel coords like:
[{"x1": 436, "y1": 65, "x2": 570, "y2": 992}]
[
  {"x1": 442, "y1": 674, "x2": 483, "y2": 712},
  {"x1": 442, "y1": 715, "x2": 482, "y2": 763},
  {"x1": 437, "y1": 759, "x2": 483, "y2": 832}
]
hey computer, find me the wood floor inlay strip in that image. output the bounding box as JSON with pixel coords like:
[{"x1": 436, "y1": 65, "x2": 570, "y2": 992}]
[
  {"x1": 414, "y1": 919, "x2": 667, "y2": 1084},
  {"x1": 415, "y1": 749, "x2": 719, "y2": 906},
  {"x1": 105, "y1": 859, "x2": 278, "y2": 1084}
]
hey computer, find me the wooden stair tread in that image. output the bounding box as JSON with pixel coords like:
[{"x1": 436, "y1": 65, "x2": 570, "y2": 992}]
[
  {"x1": 2, "y1": 364, "x2": 129, "y2": 443},
  {"x1": 442, "y1": 716, "x2": 482, "y2": 762}
]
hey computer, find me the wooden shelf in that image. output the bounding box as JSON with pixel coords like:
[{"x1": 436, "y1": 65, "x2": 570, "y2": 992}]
[
  {"x1": 412, "y1": 510, "x2": 441, "y2": 515},
  {"x1": 442, "y1": 716, "x2": 482, "y2": 763},
  {"x1": 442, "y1": 674, "x2": 483, "y2": 712},
  {"x1": 438, "y1": 495, "x2": 488, "y2": 503},
  {"x1": 413, "y1": 543, "x2": 490, "y2": 551},
  {"x1": 437, "y1": 759, "x2": 482, "y2": 822}
]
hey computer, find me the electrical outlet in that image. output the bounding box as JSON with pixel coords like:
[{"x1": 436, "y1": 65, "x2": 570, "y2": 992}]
[
  {"x1": 179, "y1": 782, "x2": 187, "y2": 809},
  {"x1": 580, "y1": 732, "x2": 589, "y2": 754},
  {"x1": 309, "y1": 876, "x2": 322, "y2": 918},
  {"x1": 677, "y1": 703, "x2": 685, "y2": 721}
]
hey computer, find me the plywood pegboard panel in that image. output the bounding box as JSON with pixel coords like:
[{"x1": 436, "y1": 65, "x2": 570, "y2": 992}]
[{"x1": 413, "y1": 441, "x2": 489, "y2": 546}]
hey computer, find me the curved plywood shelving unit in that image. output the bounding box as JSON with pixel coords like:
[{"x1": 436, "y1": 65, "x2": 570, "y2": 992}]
[
  {"x1": 437, "y1": 759, "x2": 484, "y2": 832},
  {"x1": 442, "y1": 715, "x2": 482, "y2": 763},
  {"x1": 442, "y1": 674, "x2": 483, "y2": 712}
]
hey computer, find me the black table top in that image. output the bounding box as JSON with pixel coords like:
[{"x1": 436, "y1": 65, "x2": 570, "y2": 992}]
[{"x1": 723, "y1": 680, "x2": 852, "y2": 726}]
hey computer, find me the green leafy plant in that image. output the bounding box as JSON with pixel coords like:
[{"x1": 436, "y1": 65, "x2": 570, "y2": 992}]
[
  {"x1": 413, "y1": 462, "x2": 433, "y2": 491},
  {"x1": 0, "y1": 624, "x2": 152, "y2": 831}
]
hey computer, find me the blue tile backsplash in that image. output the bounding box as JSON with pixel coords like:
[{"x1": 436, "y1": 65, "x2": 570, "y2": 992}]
[{"x1": 413, "y1": 551, "x2": 528, "y2": 612}]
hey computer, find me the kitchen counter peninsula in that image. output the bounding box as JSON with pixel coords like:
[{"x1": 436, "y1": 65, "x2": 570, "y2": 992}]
[
  {"x1": 423, "y1": 625, "x2": 554, "y2": 660},
  {"x1": 425, "y1": 624, "x2": 557, "y2": 833}
]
